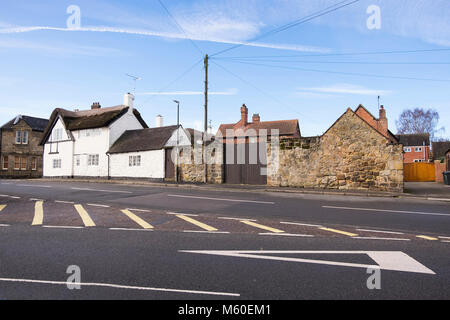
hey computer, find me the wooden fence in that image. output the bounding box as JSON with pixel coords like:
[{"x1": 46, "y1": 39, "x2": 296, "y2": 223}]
[{"x1": 404, "y1": 163, "x2": 436, "y2": 182}]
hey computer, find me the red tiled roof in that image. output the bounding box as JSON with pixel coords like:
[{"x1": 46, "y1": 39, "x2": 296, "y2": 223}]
[{"x1": 217, "y1": 119, "x2": 300, "y2": 138}]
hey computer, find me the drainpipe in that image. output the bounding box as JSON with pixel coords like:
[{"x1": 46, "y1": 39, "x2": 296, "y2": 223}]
[{"x1": 106, "y1": 152, "x2": 111, "y2": 180}]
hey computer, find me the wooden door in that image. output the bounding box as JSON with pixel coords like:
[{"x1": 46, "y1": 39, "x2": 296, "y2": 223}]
[{"x1": 165, "y1": 148, "x2": 175, "y2": 180}]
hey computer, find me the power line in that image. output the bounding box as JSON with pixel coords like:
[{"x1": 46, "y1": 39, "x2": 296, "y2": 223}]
[
  {"x1": 140, "y1": 57, "x2": 203, "y2": 105},
  {"x1": 210, "y1": 0, "x2": 360, "y2": 57},
  {"x1": 214, "y1": 59, "x2": 450, "y2": 65},
  {"x1": 157, "y1": 0, "x2": 203, "y2": 55},
  {"x1": 215, "y1": 48, "x2": 450, "y2": 60},
  {"x1": 210, "y1": 60, "x2": 321, "y2": 125},
  {"x1": 219, "y1": 59, "x2": 450, "y2": 82}
]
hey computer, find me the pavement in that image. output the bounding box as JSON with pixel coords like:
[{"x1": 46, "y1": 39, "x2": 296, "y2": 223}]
[{"x1": 0, "y1": 179, "x2": 449, "y2": 299}]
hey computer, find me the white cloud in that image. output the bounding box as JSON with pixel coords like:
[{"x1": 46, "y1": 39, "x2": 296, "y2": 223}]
[
  {"x1": 0, "y1": 37, "x2": 125, "y2": 57},
  {"x1": 297, "y1": 83, "x2": 392, "y2": 96}
]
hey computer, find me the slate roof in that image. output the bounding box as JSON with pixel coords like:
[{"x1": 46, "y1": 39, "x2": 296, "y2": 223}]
[
  {"x1": 40, "y1": 105, "x2": 148, "y2": 145},
  {"x1": 432, "y1": 141, "x2": 450, "y2": 159},
  {"x1": 108, "y1": 125, "x2": 179, "y2": 154},
  {"x1": 1, "y1": 115, "x2": 49, "y2": 132},
  {"x1": 217, "y1": 119, "x2": 300, "y2": 138},
  {"x1": 396, "y1": 134, "x2": 430, "y2": 147}
]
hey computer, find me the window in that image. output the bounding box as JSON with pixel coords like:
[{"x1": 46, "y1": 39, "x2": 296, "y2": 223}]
[
  {"x1": 413, "y1": 159, "x2": 425, "y2": 163},
  {"x1": 53, "y1": 128, "x2": 63, "y2": 141},
  {"x1": 22, "y1": 131, "x2": 28, "y2": 144},
  {"x1": 414, "y1": 147, "x2": 423, "y2": 152},
  {"x1": 15, "y1": 131, "x2": 21, "y2": 144},
  {"x1": 403, "y1": 147, "x2": 411, "y2": 152},
  {"x1": 75, "y1": 155, "x2": 80, "y2": 166},
  {"x1": 53, "y1": 159, "x2": 61, "y2": 168},
  {"x1": 88, "y1": 154, "x2": 99, "y2": 166},
  {"x1": 15, "y1": 131, "x2": 28, "y2": 144},
  {"x1": 14, "y1": 156, "x2": 20, "y2": 170},
  {"x1": 2, "y1": 156, "x2": 8, "y2": 170},
  {"x1": 129, "y1": 155, "x2": 141, "y2": 167},
  {"x1": 31, "y1": 157, "x2": 37, "y2": 170},
  {"x1": 20, "y1": 156, "x2": 27, "y2": 170}
]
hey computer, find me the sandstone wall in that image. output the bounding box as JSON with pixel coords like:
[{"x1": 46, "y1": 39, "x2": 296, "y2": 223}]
[
  {"x1": 267, "y1": 110, "x2": 404, "y2": 192},
  {"x1": 179, "y1": 140, "x2": 223, "y2": 184}
]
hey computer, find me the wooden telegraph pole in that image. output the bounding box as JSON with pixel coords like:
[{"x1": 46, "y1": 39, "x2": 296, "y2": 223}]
[{"x1": 204, "y1": 54, "x2": 208, "y2": 183}]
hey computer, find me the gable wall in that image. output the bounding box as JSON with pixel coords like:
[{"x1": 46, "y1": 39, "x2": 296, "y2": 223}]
[{"x1": 267, "y1": 111, "x2": 404, "y2": 192}]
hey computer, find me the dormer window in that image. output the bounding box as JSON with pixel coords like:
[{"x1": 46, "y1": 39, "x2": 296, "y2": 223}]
[
  {"x1": 15, "y1": 131, "x2": 29, "y2": 144},
  {"x1": 53, "y1": 128, "x2": 63, "y2": 141}
]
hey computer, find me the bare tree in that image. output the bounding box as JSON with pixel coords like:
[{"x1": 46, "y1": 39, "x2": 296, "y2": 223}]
[{"x1": 396, "y1": 108, "x2": 445, "y2": 141}]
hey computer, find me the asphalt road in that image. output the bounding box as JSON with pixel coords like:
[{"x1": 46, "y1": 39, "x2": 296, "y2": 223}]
[{"x1": 0, "y1": 179, "x2": 449, "y2": 299}]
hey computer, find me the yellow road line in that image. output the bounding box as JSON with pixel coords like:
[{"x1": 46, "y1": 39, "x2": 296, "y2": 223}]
[
  {"x1": 241, "y1": 220, "x2": 284, "y2": 233},
  {"x1": 320, "y1": 227, "x2": 358, "y2": 237},
  {"x1": 416, "y1": 235, "x2": 438, "y2": 241},
  {"x1": 176, "y1": 215, "x2": 218, "y2": 232},
  {"x1": 0, "y1": 204, "x2": 6, "y2": 212},
  {"x1": 121, "y1": 209, "x2": 153, "y2": 229},
  {"x1": 74, "y1": 204, "x2": 96, "y2": 227},
  {"x1": 31, "y1": 201, "x2": 44, "y2": 226}
]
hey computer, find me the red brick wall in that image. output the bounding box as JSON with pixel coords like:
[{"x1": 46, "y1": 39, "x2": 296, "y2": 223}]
[{"x1": 435, "y1": 161, "x2": 446, "y2": 183}]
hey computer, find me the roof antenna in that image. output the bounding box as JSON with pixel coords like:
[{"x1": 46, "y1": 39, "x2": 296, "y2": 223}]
[
  {"x1": 377, "y1": 95, "x2": 380, "y2": 109},
  {"x1": 126, "y1": 74, "x2": 141, "y2": 96}
]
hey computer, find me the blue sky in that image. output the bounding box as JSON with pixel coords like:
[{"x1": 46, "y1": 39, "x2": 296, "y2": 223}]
[{"x1": 0, "y1": 0, "x2": 449, "y2": 138}]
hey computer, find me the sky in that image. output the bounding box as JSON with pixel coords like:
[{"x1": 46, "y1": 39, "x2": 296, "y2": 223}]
[{"x1": 0, "y1": 0, "x2": 449, "y2": 139}]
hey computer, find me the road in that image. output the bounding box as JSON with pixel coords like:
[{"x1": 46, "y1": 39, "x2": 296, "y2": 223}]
[{"x1": 0, "y1": 179, "x2": 449, "y2": 299}]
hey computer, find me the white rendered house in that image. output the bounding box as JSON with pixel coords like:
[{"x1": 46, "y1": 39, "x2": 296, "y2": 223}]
[{"x1": 40, "y1": 93, "x2": 148, "y2": 178}]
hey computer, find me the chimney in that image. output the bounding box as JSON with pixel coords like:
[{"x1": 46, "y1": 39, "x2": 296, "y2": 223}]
[
  {"x1": 91, "y1": 102, "x2": 101, "y2": 110},
  {"x1": 124, "y1": 93, "x2": 135, "y2": 109},
  {"x1": 240, "y1": 104, "x2": 248, "y2": 126},
  {"x1": 378, "y1": 105, "x2": 388, "y2": 136},
  {"x1": 252, "y1": 113, "x2": 260, "y2": 123},
  {"x1": 156, "y1": 115, "x2": 163, "y2": 128}
]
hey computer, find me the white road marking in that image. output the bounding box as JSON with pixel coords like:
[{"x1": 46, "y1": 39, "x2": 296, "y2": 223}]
[
  {"x1": 43, "y1": 226, "x2": 84, "y2": 229},
  {"x1": 87, "y1": 204, "x2": 110, "y2": 208},
  {"x1": 71, "y1": 187, "x2": 132, "y2": 194},
  {"x1": 17, "y1": 184, "x2": 52, "y2": 188},
  {"x1": 126, "y1": 208, "x2": 152, "y2": 213},
  {"x1": 280, "y1": 221, "x2": 323, "y2": 228},
  {"x1": 439, "y1": 236, "x2": 450, "y2": 240},
  {"x1": 353, "y1": 237, "x2": 410, "y2": 241},
  {"x1": 182, "y1": 230, "x2": 230, "y2": 234},
  {"x1": 166, "y1": 212, "x2": 198, "y2": 217},
  {"x1": 356, "y1": 229, "x2": 405, "y2": 235},
  {"x1": 218, "y1": 217, "x2": 257, "y2": 222},
  {"x1": 0, "y1": 224, "x2": 10, "y2": 227},
  {"x1": 180, "y1": 250, "x2": 435, "y2": 275},
  {"x1": 442, "y1": 240, "x2": 450, "y2": 243},
  {"x1": 30, "y1": 198, "x2": 44, "y2": 202},
  {"x1": 168, "y1": 194, "x2": 275, "y2": 204},
  {"x1": 0, "y1": 278, "x2": 240, "y2": 297},
  {"x1": 10, "y1": 196, "x2": 20, "y2": 199},
  {"x1": 323, "y1": 205, "x2": 450, "y2": 217},
  {"x1": 0, "y1": 195, "x2": 9, "y2": 197},
  {"x1": 55, "y1": 200, "x2": 75, "y2": 204},
  {"x1": 427, "y1": 198, "x2": 450, "y2": 202},
  {"x1": 258, "y1": 233, "x2": 314, "y2": 237},
  {"x1": 109, "y1": 228, "x2": 153, "y2": 232}
]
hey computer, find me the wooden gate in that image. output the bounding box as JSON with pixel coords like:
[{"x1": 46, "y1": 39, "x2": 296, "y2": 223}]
[
  {"x1": 404, "y1": 163, "x2": 436, "y2": 182},
  {"x1": 223, "y1": 142, "x2": 267, "y2": 185}
]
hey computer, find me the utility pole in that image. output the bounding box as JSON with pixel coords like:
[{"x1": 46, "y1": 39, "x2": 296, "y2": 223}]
[
  {"x1": 204, "y1": 54, "x2": 208, "y2": 183},
  {"x1": 173, "y1": 100, "x2": 180, "y2": 182}
]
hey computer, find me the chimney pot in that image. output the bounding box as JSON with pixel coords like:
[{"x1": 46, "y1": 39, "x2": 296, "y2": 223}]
[
  {"x1": 156, "y1": 115, "x2": 163, "y2": 128},
  {"x1": 91, "y1": 102, "x2": 101, "y2": 109},
  {"x1": 252, "y1": 114, "x2": 260, "y2": 123}
]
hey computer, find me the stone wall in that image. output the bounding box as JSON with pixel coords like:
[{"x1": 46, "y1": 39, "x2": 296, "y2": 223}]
[
  {"x1": 179, "y1": 140, "x2": 223, "y2": 184},
  {"x1": 267, "y1": 110, "x2": 404, "y2": 192}
]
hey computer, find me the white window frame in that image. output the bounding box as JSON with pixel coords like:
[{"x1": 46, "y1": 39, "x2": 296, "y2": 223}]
[
  {"x1": 88, "y1": 154, "x2": 99, "y2": 166},
  {"x1": 53, "y1": 128, "x2": 63, "y2": 142},
  {"x1": 404, "y1": 147, "x2": 411, "y2": 152},
  {"x1": 15, "y1": 131, "x2": 21, "y2": 144},
  {"x1": 75, "y1": 155, "x2": 81, "y2": 166},
  {"x1": 53, "y1": 159, "x2": 61, "y2": 168},
  {"x1": 2, "y1": 156, "x2": 8, "y2": 170},
  {"x1": 414, "y1": 147, "x2": 423, "y2": 152},
  {"x1": 129, "y1": 155, "x2": 141, "y2": 167},
  {"x1": 31, "y1": 157, "x2": 37, "y2": 171},
  {"x1": 22, "y1": 131, "x2": 29, "y2": 144}
]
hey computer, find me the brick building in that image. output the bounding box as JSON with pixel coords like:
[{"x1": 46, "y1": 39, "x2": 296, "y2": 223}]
[
  {"x1": 396, "y1": 133, "x2": 432, "y2": 164},
  {"x1": 0, "y1": 115, "x2": 49, "y2": 178}
]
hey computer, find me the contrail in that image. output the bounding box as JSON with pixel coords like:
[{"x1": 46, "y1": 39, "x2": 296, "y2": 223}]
[{"x1": 0, "y1": 25, "x2": 330, "y2": 53}]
